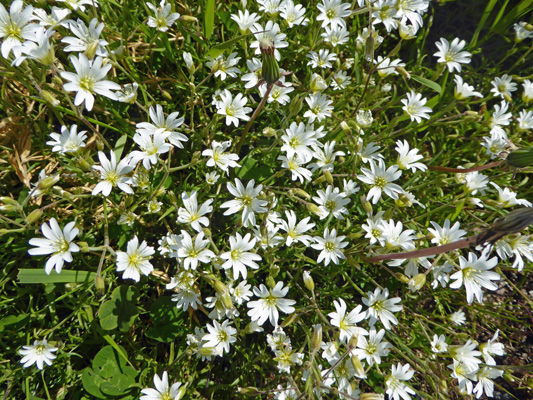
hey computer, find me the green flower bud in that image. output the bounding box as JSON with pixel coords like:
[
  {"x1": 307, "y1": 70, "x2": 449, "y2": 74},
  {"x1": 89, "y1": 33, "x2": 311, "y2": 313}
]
[
  {"x1": 260, "y1": 38, "x2": 280, "y2": 85},
  {"x1": 303, "y1": 270, "x2": 314, "y2": 291},
  {"x1": 25, "y1": 209, "x2": 43, "y2": 225},
  {"x1": 40, "y1": 90, "x2": 60, "y2": 107},
  {"x1": 506, "y1": 147, "x2": 533, "y2": 168},
  {"x1": 311, "y1": 324, "x2": 322, "y2": 352},
  {"x1": 238, "y1": 387, "x2": 261, "y2": 395}
]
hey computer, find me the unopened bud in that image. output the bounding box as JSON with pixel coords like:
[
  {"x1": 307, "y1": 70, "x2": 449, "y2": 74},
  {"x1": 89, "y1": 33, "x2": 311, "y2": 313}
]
[
  {"x1": 220, "y1": 292, "x2": 233, "y2": 310},
  {"x1": 490, "y1": 207, "x2": 533, "y2": 236},
  {"x1": 324, "y1": 170, "x2": 333, "y2": 185},
  {"x1": 289, "y1": 95, "x2": 303, "y2": 115},
  {"x1": 310, "y1": 73, "x2": 327, "y2": 92},
  {"x1": 95, "y1": 275, "x2": 105, "y2": 295},
  {"x1": 399, "y1": 23, "x2": 417, "y2": 40},
  {"x1": 311, "y1": 324, "x2": 322, "y2": 352},
  {"x1": 303, "y1": 270, "x2": 314, "y2": 291},
  {"x1": 167, "y1": 190, "x2": 178, "y2": 205},
  {"x1": 40, "y1": 90, "x2": 60, "y2": 107},
  {"x1": 180, "y1": 15, "x2": 198, "y2": 23},
  {"x1": 348, "y1": 333, "x2": 359, "y2": 348},
  {"x1": 395, "y1": 193, "x2": 413, "y2": 208},
  {"x1": 260, "y1": 38, "x2": 280, "y2": 85},
  {"x1": 281, "y1": 312, "x2": 297, "y2": 327},
  {"x1": 162, "y1": 90, "x2": 172, "y2": 100},
  {"x1": 266, "y1": 276, "x2": 276, "y2": 289},
  {"x1": 84, "y1": 40, "x2": 99, "y2": 60},
  {"x1": 292, "y1": 188, "x2": 311, "y2": 199},
  {"x1": 503, "y1": 371, "x2": 515, "y2": 383},
  {"x1": 408, "y1": 274, "x2": 426, "y2": 292},
  {"x1": 313, "y1": 175, "x2": 327, "y2": 185},
  {"x1": 396, "y1": 66, "x2": 410, "y2": 79},
  {"x1": 238, "y1": 387, "x2": 261, "y2": 395},
  {"x1": 306, "y1": 203, "x2": 322, "y2": 217},
  {"x1": 506, "y1": 147, "x2": 533, "y2": 168},
  {"x1": 37, "y1": 174, "x2": 60, "y2": 190},
  {"x1": 183, "y1": 51, "x2": 194, "y2": 73},
  {"x1": 25, "y1": 209, "x2": 43, "y2": 224},
  {"x1": 340, "y1": 121, "x2": 352, "y2": 134},
  {"x1": 503, "y1": 93, "x2": 513, "y2": 103},
  {"x1": 350, "y1": 355, "x2": 366, "y2": 378},
  {"x1": 199, "y1": 346, "x2": 217, "y2": 357},
  {"x1": 360, "y1": 394, "x2": 385, "y2": 400},
  {"x1": 360, "y1": 195, "x2": 373, "y2": 215},
  {"x1": 364, "y1": 35, "x2": 374, "y2": 62},
  {"x1": 270, "y1": 264, "x2": 280, "y2": 278},
  {"x1": 263, "y1": 127, "x2": 276, "y2": 137},
  {"x1": 356, "y1": 109, "x2": 373, "y2": 127}
]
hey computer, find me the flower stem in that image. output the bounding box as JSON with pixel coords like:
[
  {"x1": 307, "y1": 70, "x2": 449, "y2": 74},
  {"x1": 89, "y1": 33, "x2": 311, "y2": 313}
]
[{"x1": 235, "y1": 83, "x2": 273, "y2": 155}]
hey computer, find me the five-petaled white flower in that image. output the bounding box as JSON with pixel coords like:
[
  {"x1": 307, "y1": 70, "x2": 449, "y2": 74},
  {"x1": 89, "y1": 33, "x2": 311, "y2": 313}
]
[
  {"x1": 140, "y1": 371, "x2": 185, "y2": 400},
  {"x1": 28, "y1": 218, "x2": 80, "y2": 275},
  {"x1": 433, "y1": 37, "x2": 472, "y2": 73},
  {"x1": 60, "y1": 54, "x2": 120, "y2": 111},
  {"x1": 46, "y1": 124, "x2": 87, "y2": 154},
  {"x1": 202, "y1": 140, "x2": 240, "y2": 173},
  {"x1": 316, "y1": 0, "x2": 352, "y2": 30},
  {"x1": 449, "y1": 252, "x2": 500, "y2": 304},
  {"x1": 401, "y1": 90, "x2": 432, "y2": 123},
  {"x1": 247, "y1": 281, "x2": 296, "y2": 326},
  {"x1": 116, "y1": 235, "x2": 155, "y2": 282},
  {"x1": 362, "y1": 287, "x2": 403, "y2": 330},
  {"x1": 136, "y1": 104, "x2": 187, "y2": 148},
  {"x1": 0, "y1": 0, "x2": 39, "y2": 59},
  {"x1": 173, "y1": 231, "x2": 215, "y2": 271},
  {"x1": 220, "y1": 233, "x2": 262, "y2": 280},
  {"x1": 328, "y1": 298, "x2": 367, "y2": 343},
  {"x1": 202, "y1": 319, "x2": 237, "y2": 355},
  {"x1": 313, "y1": 185, "x2": 350, "y2": 220},
  {"x1": 220, "y1": 178, "x2": 268, "y2": 228},
  {"x1": 311, "y1": 227, "x2": 348, "y2": 266},
  {"x1": 19, "y1": 339, "x2": 58, "y2": 370},
  {"x1": 215, "y1": 89, "x2": 252, "y2": 127},
  {"x1": 146, "y1": 0, "x2": 181, "y2": 32},
  {"x1": 92, "y1": 151, "x2": 134, "y2": 196},
  {"x1": 177, "y1": 190, "x2": 213, "y2": 232},
  {"x1": 386, "y1": 363, "x2": 416, "y2": 400},
  {"x1": 357, "y1": 159, "x2": 403, "y2": 204}
]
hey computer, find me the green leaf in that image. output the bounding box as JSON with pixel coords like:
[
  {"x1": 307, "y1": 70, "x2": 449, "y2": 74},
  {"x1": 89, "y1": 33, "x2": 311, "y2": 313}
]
[
  {"x1": 470, "y1": 0, "x2": 499, "y2": 47},
  {"x1": 100, "y1": 374, "x2": 136, "y2": 396},
  {"x1": 204, "y1": 0, "x2": 215, "y2": 39},
  {"x1": 114, "y1": 134, "x2": 128, "y2": 160},
  {"x1": 18, "y1": 269, "x2": 96, "y2": 284},
  {"x1": 204, "y1": 33, "x2": 252, "y2": 59},
  {"x1": 236, "y1": 157, "x2": 274, "y2": 181},
  {"x1": 82, "y1": 368, "x2": 107, "y2": 399},
  {"x1": 145, "y1": 297, "x2": 184, "y2": 342},
  {"x1": 411, "y1": 75, "x2": 442, "y2": 94},
  {"x1": 0, "y1": 314, "x2": 30, "y2": 332},
  {"x1": 98, "y1": 286, "x2": 139, "y2": 331}
]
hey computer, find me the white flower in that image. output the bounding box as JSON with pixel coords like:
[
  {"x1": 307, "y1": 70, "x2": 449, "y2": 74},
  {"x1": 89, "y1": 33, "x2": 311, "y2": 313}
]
[
  {"x1": 489, "y1": 100, "x2": 512, "y2": 128},
  {"x1": 464, "y1": 171, "x2": 489, "y2": 195},
  {"x1": 454, "y1": 75, "x2": 483, "y2": 100},
  {"x1": 19, "y1": 340, "x2": 58, "y2": 370},
  {"x1": 474, "y1": 367, "x2": 503, "y2": 399},
  {"x1": 259, "y1": 75, "x2": 294, "y2": 105},
  {"x1": 136, "y1": 104, "x2": 187, "y2": 148},
  {"x1": 357, "y1": 159, "x2": 403, "y2": 204},
  {"x1": 33, "y1": 7, "x2": 71, "y2": 28},
  {"x1": 60, "y1": 54, "x2": 120, "y2": 111},
  {"x1": 116, "y1": 83, "x2": 139, "y2": 103},
  {"x1": 428, "y1": 219, "x2": 466, "y2": 245},
  {"x1": 522, "y1": 79, "x2": 533, "y2": 102},
  {"x1": 220, "y1": 179, "x2": 267, "y2": 228},
  {"x1": 380, "y1": 219, "x2": 416, "y2": 251},
  {"x1": 431, "y1": 334, "x2": 448, "y2": 355},
  {"x1": 231, "y1": 10, "x2": 260, "y2": 33},
  {"x1": 250, "y1": 21, "x2": 287, "y2": 61},
  {"x1": 452, "y1": 339, "x2": 483, "y2": 373},
  {"x1": 514, "y1": 21, "x2": 533, "y2": 42},
  {"x1": 205, "y1": 171, "x2": 220, "y2": 185},
  {"x1": 328, "y1": 298, "x2": 367, "y2": 343},
  {"x1": 306, "y1": 49, "x2": 337, "y2": 69},
  {"x1": 173, "y1": 231, "x2": 214, "y2": 271},
  {"x1": 128, "y1": 131, "x2": 172, "y2": 170},
  {"x1": 278, "y1": 154, "x2": 312, "y2": 183},
  {"x1": 231, "y1": 280, "x2": 253, "y2": 305},
  {"x1": 62, "y1": 18, "x2": 109, "y2": 57},
  {"x1": 311, "y1": 228, "x2": 348, "y2": 266},
  {"x1": 448, "y1": 360, "x2": 477, "y2": 395},
  {"x1": 56, "y1": 0, "x2": 99, "y2": 12},
  {"x1": 115, "y1": 236, "x2": 155, "y2": 282},
  {"x1": 395, "y1": 140, "x2": 427, "y2": 172},
  {"x1": 215, "y1": 89, "x2": 252, "y2": 127},
  {"x1": 167, "y1": 271, "x2": 202, "y2": 311},
  {"x1": 490, "y1": 74, "x2": 517, "y2": 99},
  {"x1": 372, "y1": 0, "x2": 399, "y2": 32},
  {"x1": 490, "y1": 182, "x2": 532, "y2": 208},
  {"x1": 313, "y1": 185, "x2": 350, "y2": 220},
  {"x1": 481, "y1": 126, "x2": 507, "y2": 158},
  {"x1": 11, "y1": 27, "x2": 55, "y2": 67},
  {"x1": 280, "y1": 122, "x2": 318, "y2": 163},
  {"x1": 206, "y1": 52, "x2": 241, "y2": 81},
  {"x1": 278, "y1": 210, "x2": 315, "y2": 246},
  {"x1": 386, "y1": 363, "x2": 416, "y2": 400},
  {"x1": 46, "y1": 124, "x2": 87, "y2": 154},
  {"x1": 92, "y1": 151, "x2": 134, "y2": 196},
  {"x1": 481, "y1": 330, "x2": 505, "y2": 366},
  {"x1": 450, "y1": 310, "x2": 466, "y2": 325},
  {"x1": 177, "y1": 190, "x2": 213, "y2": 232},
  {"x1": 241, "y1": 58, "x2": 263, "y2": 89},
  {"x1": 28, "y1": 218, "x2": 80, "y2": 275},
  {"x1": 375, "y1": 56, "x2": 405, "y2": 78},
  {"x1": 247, "y1": 281, "x2": 296, "y2": 326},
  {"x1": 0, "y1": 0, "x2": 39, "y2": 59},
  {"x1": 280, "y1": 1, "x2": 308, "y2": 27},
  {"x1": 433, "y1": 37, "x2": 471, "y2": 73},
  {"x1": 518, "y1": 109, "x2": 533, "y2": 131},
  {"x1": 140, "y1": 371, "x2": 185, "y2": 400},
  {"x1": 202, "y1": 319, "x2": 237, "y2": 355},
  {"x1": 146, "y1": 0, "x2": 181, "y2": 32},
  {"x1": 401, "y1": 91, "x2": 432, "y2": 123},
  {"x1": 304, "y1": 93, "x2": 333, "y2": 123},
  {"x1": 362, "y1": 287, "x2": 403, "y2": 330},
  {"x1": 220, "y1": 233, "x2": 262, "y2": 280},
  {"x1": 308, "y1": 141, "x2": 345, "y2": 173},
  {"x1": 274, "y1": 346, "x2": 304, "y2": 373},
  {"x1": 331, "y1": 70, "x2": 351, "y2": 90},
  {"x1": 202, "y1": 140, "x2": 240, "y2": 173},
  {"x1": 321, "y1": 25, "x2": 349, "y2": 46},
  {"x1": 449, "y1": 252, "x2": 500, "y2": 304},
  {"x1": 352, "y1": 327, "x2": 391, "y2": 366},
  {"x1": 316, "y1": 0, "x2": 352, "y2": 30}
]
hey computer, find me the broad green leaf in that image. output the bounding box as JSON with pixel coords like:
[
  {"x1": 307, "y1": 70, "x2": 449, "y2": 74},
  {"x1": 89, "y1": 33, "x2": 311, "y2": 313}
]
[
  {"x1": 82, "y1": 368, "x2": 107, "y2": 399},
  {"x1": 98, "y1": 286, "x2": 139, "y2": 331},
  {"x1": 0, "y1": 314, "x2": 30, "y2": 332},
  {"x1": 205, "y1": 0, "x2": 215, "y2": 39},
  {"x1": 411, "y1": 75, "x2": 442, "y2": 94},
  {"x1": 100, "y1": 374, "x2": 136, "y2": 396},
  {"x1": 18, "y1": 269, "x2": 95, "y2": 284},
  {"x1": 146, "y1": 297, "x2": 184, "y2": 342},
  {"x1": 236, "y1": 157, "x2": 274, "y2": 181}
]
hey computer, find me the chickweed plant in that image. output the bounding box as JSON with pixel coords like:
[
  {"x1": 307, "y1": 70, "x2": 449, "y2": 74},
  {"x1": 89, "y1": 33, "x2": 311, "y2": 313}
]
[{"x1": 1, "y1": 0, "x2": 533, "y2": 399}]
